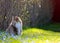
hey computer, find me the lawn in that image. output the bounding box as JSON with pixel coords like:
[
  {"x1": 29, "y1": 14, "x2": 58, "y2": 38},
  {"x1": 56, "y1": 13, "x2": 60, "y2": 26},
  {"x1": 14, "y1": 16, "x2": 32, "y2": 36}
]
[{"x1": 0, "y1": 23, "x2": 60, "y2": 43}]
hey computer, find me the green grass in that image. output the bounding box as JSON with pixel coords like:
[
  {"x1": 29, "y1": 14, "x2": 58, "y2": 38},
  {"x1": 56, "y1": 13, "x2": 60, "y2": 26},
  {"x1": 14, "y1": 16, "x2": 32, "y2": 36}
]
[
  {"x1": 38, "y1": 23, "x2": 60, "y2": 32},
  {"x1": 0, "y1": 23, "x2": 60, "y2": 43},
  {"x1": 0, "y1": 28, "x2": 60, "y2": 43}
]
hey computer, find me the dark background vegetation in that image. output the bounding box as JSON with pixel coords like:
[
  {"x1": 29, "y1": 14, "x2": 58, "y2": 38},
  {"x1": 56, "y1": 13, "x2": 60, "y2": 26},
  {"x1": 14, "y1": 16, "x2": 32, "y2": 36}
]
[{"x1": 0, "y1": 0, "x2": 58, "y2": 31}]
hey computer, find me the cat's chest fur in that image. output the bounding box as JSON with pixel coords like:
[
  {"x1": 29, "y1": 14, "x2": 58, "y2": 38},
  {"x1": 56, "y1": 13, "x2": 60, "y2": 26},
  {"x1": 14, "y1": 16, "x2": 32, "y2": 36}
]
[{"x1": 15, "y1": 22, "x2": 21, "y2": 29}]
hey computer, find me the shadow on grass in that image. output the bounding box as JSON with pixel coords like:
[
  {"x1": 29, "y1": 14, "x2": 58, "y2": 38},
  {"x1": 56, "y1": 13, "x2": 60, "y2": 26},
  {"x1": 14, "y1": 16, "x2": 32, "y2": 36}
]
[{"x1": 37, "y1": 23, "x2": 60, "y2": 32}]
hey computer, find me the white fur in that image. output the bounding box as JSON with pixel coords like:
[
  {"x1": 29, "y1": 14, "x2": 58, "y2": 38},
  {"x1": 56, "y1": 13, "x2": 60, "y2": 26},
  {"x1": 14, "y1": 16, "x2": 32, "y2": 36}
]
[{"x1": 15, "y1": 22, "x2": 22, "y2": 35}]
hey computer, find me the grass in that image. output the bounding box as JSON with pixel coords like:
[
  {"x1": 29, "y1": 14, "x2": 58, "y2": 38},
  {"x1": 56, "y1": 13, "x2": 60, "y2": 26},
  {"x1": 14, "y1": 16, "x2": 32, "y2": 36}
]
[
  {"x1": 0, "y1": 23, "x2": 60, "y2": 43},
  {"x1": 38, "y1": 23, "x2": 60, "y2": 32}
]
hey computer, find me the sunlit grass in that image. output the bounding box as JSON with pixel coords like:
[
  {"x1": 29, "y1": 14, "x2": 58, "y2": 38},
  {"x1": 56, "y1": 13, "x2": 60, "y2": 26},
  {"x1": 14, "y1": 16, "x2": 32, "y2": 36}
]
[{"x1": 0, "y1": 28, "x2": 60, "y2": 43}]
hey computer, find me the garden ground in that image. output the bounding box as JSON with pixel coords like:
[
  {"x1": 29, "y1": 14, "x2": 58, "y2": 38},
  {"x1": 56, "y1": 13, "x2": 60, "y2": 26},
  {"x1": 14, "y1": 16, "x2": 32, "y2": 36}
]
[{"x1": 0, "y1": 23, "x2": 60, "y2": 43}]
